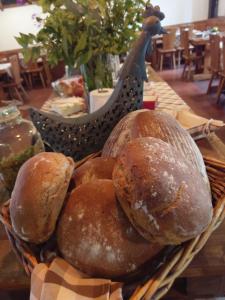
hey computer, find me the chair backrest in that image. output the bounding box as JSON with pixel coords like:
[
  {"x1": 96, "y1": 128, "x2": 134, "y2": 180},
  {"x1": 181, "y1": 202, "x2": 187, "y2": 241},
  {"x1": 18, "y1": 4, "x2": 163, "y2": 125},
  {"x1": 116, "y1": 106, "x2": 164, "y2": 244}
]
[
  {"x1": 25, "y1": 59, "x2": 39, "y2": 69},
  {"x1": 209, "y1": 33, "x2": 221, "y2": 72},
  {"x1": 162, "y1": 28, "x2": 177, "y2": 50},
  {"x1": 0, "y1": 53, "x2": 8, "y2": 63},
  {"x1": 180, "y1": 28, "x2": 190, "y2": 57},
  {"x1": 9, "y1": 55, "x2": 21, "y2": 85},
  {"x1": 180, "y1": 25, "x2": 194, "y2": 47},
  {"x1": 180, "y1": 24, "x2": 194, "y2": 39}
]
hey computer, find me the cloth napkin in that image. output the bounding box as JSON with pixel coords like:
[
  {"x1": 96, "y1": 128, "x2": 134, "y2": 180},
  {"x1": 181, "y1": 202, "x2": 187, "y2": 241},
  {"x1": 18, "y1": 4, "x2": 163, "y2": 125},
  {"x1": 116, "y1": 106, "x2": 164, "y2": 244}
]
[
  {"x1": 30, "y1": 258, "x2": 123, "y2": 300},
  {"x1": 175, "y1": 110, "x2": 224, "y2": 140}
]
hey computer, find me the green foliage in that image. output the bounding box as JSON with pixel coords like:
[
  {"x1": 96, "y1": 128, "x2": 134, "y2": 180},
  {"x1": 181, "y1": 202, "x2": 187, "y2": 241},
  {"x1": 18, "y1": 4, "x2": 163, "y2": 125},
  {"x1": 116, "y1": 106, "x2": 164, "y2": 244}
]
[{"x1": 16, "y1": 0, "x2": 150, "y2": 69}]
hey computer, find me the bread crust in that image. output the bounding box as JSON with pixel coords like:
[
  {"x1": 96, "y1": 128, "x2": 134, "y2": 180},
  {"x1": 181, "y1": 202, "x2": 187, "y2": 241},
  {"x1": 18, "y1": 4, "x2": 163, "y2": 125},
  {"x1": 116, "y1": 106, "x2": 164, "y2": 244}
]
[
  {"x1": 113, "y1": 137, "x2": 213, "y2": 245},
  {"x1": 57, "y1": 179, "x2": 162, "y2": 278},
  {"x1": 102, "y1": 110, "x2": 209, "y2": 187},
  {"x1": 10, "y1": 152, "x2": 74, "y2": 244},
  {"x1": 73, "y1": 157, "x2": 116, "y2": 186}
]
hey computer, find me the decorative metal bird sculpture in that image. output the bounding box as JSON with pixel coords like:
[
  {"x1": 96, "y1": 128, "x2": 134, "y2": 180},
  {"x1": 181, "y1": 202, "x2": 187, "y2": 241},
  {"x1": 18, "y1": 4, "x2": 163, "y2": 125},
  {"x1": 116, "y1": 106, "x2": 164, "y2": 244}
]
[{"x1": 30, "y1": 6, "x2": 165, "y2": 160}]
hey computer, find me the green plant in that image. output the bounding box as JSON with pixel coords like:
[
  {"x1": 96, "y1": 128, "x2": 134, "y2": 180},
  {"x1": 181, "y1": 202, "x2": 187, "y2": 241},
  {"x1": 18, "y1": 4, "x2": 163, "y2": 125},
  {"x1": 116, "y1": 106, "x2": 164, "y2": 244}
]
[{"x1": 16, "y1": 0, "x2": 150, "y2": 89}]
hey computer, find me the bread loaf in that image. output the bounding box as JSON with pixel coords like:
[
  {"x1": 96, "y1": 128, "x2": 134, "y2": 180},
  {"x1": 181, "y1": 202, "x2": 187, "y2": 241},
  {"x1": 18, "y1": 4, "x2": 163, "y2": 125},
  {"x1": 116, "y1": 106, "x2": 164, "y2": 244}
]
[
  {"x1": 102, "y1": 110, "x2": 209, "y2": 187},
  {"x1": 113, "y1": 137, "x2": 213, "y2": 245},
  {"x1": 10, "y1": 152, "x2": 74, "y2": 244},
  {"x1": 74, "y1": 157, "x2": 116, "y2": 186},
  {"x1": 57, "y1": 179, "x2": 163, "y2": 278}
]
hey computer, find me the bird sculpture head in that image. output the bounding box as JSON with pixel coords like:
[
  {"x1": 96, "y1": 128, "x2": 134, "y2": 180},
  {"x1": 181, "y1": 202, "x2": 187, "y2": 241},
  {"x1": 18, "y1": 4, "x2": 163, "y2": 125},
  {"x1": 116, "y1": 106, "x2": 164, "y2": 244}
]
[
  {"x1": 143, "y1": 4, "x2": 165, "y2": 21},
  {"x1": 142, "y1": 5, "x2": 166, "y2": 36}
]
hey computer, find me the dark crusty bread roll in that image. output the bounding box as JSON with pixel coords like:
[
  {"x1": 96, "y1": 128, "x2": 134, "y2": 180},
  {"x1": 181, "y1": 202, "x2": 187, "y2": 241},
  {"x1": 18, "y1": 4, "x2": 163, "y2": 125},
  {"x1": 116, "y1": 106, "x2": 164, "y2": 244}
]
[
  {"x1": 10, "y1": 152, "x2": 74, "y2": 244},
  {"x1": 74, "y1": 157, "x2": 116, "y2": 186},
  {"x1": 113, "y1": 137, "x2": 213, "y2": 245},
  {"x1": 57, "y1": 179, "x2": 163, "y2": 278},
  {"x1": 102, "y1": 110, "x2": 209, "y2": 187}
]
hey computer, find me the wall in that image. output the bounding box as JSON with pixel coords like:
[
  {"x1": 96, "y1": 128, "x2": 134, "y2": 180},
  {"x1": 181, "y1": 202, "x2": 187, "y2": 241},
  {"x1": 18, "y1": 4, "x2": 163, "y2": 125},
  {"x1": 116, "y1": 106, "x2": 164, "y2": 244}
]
[
  {"x1": 0, "y1": 1, "x2": 222, "y2": 52},
  {"x1": 0, "y1": 4, "x2": 42, "y2": 52},
  {"x1": 218, "y1": 0, "x2": 225, "y2": 16},
  {"x1": 151, "y1": 0, "x2": 209, "y2": 26}
]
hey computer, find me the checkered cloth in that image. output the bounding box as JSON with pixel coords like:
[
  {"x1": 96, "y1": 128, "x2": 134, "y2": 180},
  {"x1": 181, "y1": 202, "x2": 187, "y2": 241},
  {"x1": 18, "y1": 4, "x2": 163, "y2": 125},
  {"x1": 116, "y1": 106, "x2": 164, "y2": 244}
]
[
  {"x1": 144, "y1": 81, "x2": 224, "y2": 139},
  {"x1": 30, "y1": 258, "x2": 123, "y2": 300},
  {"x1": 147, "y1": 81, "x2": 190, "y2": 115}
]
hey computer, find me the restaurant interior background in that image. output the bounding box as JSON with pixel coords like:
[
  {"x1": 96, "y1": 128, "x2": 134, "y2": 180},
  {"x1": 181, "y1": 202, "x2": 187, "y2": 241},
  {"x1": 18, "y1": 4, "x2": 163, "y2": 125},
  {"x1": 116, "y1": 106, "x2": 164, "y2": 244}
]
[
  {"x1": 0, "y1": 0, "x2": 225, "y2": 300},
  {"x1": 0, "y1": 0, "x2": 224, "y2": 52}
]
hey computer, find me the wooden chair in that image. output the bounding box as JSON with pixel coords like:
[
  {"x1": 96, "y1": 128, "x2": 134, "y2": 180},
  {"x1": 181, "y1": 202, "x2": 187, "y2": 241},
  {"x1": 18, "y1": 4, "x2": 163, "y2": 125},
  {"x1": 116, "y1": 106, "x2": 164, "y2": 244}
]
[
  {"x1": 0, "y1": 83, "x2": 6, "y2": 101},
  {"x1": 158, "y1": 28, "x2": 177, "y2": 71},
  {"x1": 217, "y1": 36, "x2": 225, "y2": 104},
  {"x1": 177, "y1": 26, "x2": 194, "y2": 66},
  {"x1": 2, "y1": 55, "x2": 28, "y2": 103},
  {"x1": 181, "y1": 29, "x2": 203, "y2": 80},
  {"x1": 207, "y1": 34, "x2": 221, "y2": 94},
  {"x1": 21, "y1": 59, "x2": 46, "y2": 89}
]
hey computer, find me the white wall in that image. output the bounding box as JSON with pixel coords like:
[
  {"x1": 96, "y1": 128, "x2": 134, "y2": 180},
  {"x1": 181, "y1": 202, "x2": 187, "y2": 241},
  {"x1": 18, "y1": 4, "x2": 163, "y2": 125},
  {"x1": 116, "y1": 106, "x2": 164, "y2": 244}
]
[
  {"x1": 0, "y1": 4, "x2": 42, "y2": 52},
  {"x1": 192, "y1": 0, "x2": 209, "y2": 22},
  {"x1": 0, "y1": 1, "x2": 223, "y2": 52},
  {"x1": 218, "y1": 0, "x2": 225, "y2": 16},
  {"x1": 151, "y1": 0, "x2": 209, "y2": 26}
]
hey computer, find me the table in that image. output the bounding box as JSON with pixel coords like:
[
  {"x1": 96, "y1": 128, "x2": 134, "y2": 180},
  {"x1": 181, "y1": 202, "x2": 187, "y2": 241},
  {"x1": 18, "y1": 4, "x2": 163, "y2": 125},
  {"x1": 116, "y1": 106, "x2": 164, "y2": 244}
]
[
  {"x1": 189, "y1": 37, "x2": 211, "y2": 80},
  {"x1": 190, "y1": 35, "x2": 224, "y2": 81},
  {"x1": 182, "y1": 128, "x2": 225, "y2": 297},
  {"x1": 0, "y1": 63, "x2": 11, "y2": 100},
  {"x1": 0, "y1": 69, "x2": 224, "y2": 297},
  {"x1": 0, "y1": 63, "x2": 11, "y2": 77}
]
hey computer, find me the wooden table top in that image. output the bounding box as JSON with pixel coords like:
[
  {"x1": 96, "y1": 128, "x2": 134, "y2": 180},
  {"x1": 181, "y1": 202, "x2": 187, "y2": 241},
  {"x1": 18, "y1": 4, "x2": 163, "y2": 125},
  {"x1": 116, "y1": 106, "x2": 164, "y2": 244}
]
[
  {"x1": 183, "y1": 127, "x2": 225, "y2": 278},
  {"x1": 190, "y1": 32, "x2": 224, "y2": 47},
  {"x1": 190, "y1": 37, "x2": 209, "y2": 47}
]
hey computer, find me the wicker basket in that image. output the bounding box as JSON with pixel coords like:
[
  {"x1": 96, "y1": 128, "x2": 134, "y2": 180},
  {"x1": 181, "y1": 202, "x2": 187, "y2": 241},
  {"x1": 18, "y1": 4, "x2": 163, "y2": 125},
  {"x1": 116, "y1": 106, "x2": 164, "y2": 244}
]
[{"x1": 0, "y1": 154, "x2": 225, "y2": 300}]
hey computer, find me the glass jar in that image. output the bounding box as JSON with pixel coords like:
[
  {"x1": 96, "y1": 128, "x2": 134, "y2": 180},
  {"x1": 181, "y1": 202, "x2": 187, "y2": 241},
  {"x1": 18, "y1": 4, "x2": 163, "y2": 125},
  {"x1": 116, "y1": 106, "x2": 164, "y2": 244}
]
[{"x1": 0, "y1": 106, "x2": 44, "y2": 195}]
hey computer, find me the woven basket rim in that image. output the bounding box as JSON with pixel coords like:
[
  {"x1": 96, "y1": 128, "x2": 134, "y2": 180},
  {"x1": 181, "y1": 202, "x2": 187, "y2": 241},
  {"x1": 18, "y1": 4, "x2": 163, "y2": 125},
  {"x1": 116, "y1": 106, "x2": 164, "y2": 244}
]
[{"x1": 0, "y1": 154, "x2": 225, "y2": 300}]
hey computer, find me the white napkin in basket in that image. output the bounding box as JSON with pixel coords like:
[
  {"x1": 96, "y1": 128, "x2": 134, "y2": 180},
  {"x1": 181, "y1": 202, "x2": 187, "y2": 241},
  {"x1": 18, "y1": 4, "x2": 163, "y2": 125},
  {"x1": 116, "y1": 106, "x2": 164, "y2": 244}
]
[{"x1": 30, "y1": 258, "x2": 123, "y2": 300}]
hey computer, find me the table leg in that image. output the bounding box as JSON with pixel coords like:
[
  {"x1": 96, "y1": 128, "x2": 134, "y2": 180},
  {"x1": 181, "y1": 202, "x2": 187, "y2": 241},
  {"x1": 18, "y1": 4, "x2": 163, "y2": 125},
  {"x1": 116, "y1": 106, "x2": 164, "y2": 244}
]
[
  {"x1": 193, "y1": 43, "x2": 211, "y2": 81},
  {"x1": 0, "y1": 85, "x2": 6, "y2": 101}
]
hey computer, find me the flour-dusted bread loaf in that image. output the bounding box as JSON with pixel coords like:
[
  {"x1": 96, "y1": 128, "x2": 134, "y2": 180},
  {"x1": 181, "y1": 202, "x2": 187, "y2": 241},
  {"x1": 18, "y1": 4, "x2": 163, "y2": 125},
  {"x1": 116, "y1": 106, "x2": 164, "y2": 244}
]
[
  {"x1": 73, "y1": 157, "x2": 116, "y2": 186},
  {"x1": 10, "y1": 152, "x2": 74, "y2": 244},
  {"x1": 113, "y1": 137, "x2": 213, "y2": 245},
  {"x1": 57, "y1": 179, "x2": 163, "y2": 278},
  {"x1": 102, "y1": 110, "x2": 209, "y2": 187}
]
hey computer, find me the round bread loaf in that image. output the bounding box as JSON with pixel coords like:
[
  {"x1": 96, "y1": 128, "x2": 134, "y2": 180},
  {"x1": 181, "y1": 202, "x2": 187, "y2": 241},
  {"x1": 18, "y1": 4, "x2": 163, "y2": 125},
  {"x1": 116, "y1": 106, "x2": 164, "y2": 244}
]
[
  {"x1": 57, "y1": 179, "x2": 163, "y2": 278},
  {"x1": 74, "y1": 157, "x2": 116, "y2": 186},
  {"x1": 102, "y1": 109, "x2": 209, "y2": 187},
  {"x1": 113, "y1": 137, "x2": 213, "y2": 245},
  {"x1": 10, "y1": 152, "x2": 74, "y2": 244}
]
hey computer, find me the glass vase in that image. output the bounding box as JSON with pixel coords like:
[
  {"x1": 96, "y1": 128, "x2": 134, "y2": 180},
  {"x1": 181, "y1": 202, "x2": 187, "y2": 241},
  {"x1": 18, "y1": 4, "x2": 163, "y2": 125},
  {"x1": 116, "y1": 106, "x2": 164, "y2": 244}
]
[{"x1": 81, "y1": 54, "x2": 113, "y2": 92}]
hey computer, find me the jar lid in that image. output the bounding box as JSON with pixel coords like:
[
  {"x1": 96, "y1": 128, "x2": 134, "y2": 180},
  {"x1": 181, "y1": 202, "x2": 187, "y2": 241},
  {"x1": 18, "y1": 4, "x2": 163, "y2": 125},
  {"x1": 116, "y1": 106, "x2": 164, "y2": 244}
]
[{"x1": 0, "y1": 106, "x2": 20, "y2": 123}]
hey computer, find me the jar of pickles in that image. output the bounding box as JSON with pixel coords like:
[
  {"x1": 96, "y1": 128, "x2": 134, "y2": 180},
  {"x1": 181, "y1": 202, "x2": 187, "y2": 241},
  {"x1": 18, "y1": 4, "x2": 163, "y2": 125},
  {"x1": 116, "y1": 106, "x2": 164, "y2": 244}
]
[{"x1": 0, "y1": 106, "x2": 44, "y2": 196}]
